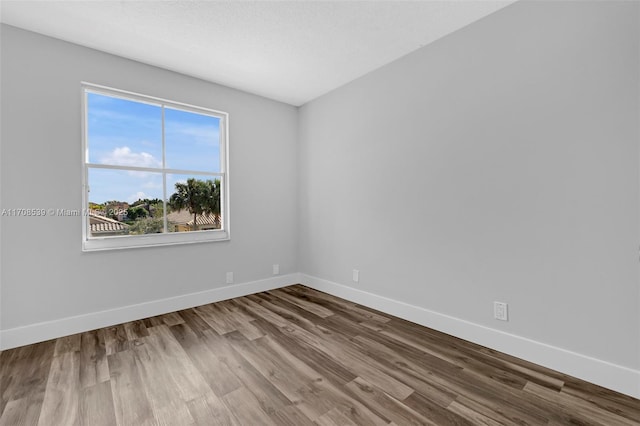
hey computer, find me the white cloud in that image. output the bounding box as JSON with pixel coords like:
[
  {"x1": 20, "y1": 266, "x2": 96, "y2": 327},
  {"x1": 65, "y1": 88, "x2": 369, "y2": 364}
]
[
  {"x1": 101, "y1": 146, "x2": 161, "y2": 168},
  {"x1": 128, "y1": 191, "x2": 147, "y2": 203}
]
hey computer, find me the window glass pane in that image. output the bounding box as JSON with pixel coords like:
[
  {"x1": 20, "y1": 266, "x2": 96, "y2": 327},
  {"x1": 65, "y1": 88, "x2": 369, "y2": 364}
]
[
  {"x1": 165, "y1": 108, "x2": 220, "y2": 172},
  {"x1": 166, "y1": 174, "x2": 222, "y2": 233},
  {"x1": 87, "y1": 92, "x2": 162, "y2": 168},
  {"x1": 83, "y1": 86, "x2": 229, "y2": 250},
  {"x1": 88, "y1": 168, "x2": 165, "y2": 236}
]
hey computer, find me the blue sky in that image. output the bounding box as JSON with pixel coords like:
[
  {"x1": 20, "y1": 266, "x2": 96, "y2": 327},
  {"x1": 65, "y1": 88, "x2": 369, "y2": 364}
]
[{"x1": 87, "y1": 92, "x2": 221, "y2": 204}]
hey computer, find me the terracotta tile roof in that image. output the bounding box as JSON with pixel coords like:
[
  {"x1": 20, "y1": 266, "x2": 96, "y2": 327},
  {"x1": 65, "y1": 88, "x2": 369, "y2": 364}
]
[
  {"x1": 89, "y1": 213, "x2": 129, "y2": 234},
  {"x1": 167, "y1": 210, "x2": 220, "y2": 228},
  {"x1": 187, "y1": 214, "x2": 220, "y2": 227},
  {"x1": 167, "y1": 209, "x2": 193, "y2": 224}
]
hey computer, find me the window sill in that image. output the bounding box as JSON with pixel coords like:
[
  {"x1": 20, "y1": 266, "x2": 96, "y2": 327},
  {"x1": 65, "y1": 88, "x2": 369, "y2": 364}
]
[{"x1": 82, "y1": 229, "x2": 230, "y2": 252}]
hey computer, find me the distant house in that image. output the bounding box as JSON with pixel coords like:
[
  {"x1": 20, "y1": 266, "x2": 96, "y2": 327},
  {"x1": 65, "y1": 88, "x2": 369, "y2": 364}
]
[
  {"x1": 167, "y1": 210, "x2": 220, "y2": 232},
  {"x1": 89, "y1": 212, "x2": 129, "y2": 236},
  {"x1": 102, "y1": 202, "x2": 129, "y2": 221}
]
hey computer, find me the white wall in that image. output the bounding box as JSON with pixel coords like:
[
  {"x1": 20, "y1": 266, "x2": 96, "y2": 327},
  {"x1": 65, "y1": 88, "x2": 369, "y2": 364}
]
[
  {"x1": 299, "y1": 0, "x2": 639, "y2": 392},
  {"x1": 0, "y1": 25, "x2": 299, "y2": 337}
]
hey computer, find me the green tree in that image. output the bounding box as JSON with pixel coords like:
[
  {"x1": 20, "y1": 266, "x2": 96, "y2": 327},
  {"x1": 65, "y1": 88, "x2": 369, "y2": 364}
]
[
  {"x1": 104, "y1": 201, "x2": 125, "y2": 220},
  {"x1": 149, "y1": 201, "x2": 164, "y2": 219},
  {"x1": 131, "y1": 198, "x2": 162, "y2": 208},
  {"x1": 88, "y1": 202, "x2": 103, "y2": 212},
  {"x1": 126, "y1": 205, "x2": 148, "y2": 221},
  {"x1": 168, "y1": 178, "x2": 221, "y2": 231},
  {"x1": 128, "y1": 217, "x2": 163, "y2": 234},
  {"x1": 203, "y1": 178, "x2": 221, "y2": 227},
  {"x1": 168, "y1": 178, "x2": 208, "y2": 231}
]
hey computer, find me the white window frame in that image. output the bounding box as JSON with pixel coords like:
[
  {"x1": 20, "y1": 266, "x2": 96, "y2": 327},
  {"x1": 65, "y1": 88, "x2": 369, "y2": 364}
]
[{"x1": 81, "y1": 82, "x2": 230, "y2": 251}]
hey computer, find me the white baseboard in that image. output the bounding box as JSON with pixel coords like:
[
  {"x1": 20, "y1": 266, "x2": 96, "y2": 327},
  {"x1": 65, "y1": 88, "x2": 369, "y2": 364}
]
[
  {"x1": 3, "y1": 272, "x2": 638, "y2": 399},
  {"x1": 300, "y1": 274, "x2": 640, "y2": 400},
  {"x1": 0, "y1": 273, "x2": 301, "y2": 351}
]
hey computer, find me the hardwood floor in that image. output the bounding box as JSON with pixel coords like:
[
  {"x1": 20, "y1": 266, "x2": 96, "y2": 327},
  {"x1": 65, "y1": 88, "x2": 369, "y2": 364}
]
[{"x1": 1, "y1": 285, "x2": 638, "y2": 425}]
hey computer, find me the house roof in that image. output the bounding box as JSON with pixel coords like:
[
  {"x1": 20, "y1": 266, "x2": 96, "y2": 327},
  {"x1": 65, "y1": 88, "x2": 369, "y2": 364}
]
[
  {"x1": 89, "y1": 213, "x2": 129, "y2": 234},
  {"x1": 167, "y1": 210, "x2": 219, "y2": 227},
  {"x1": 188, "y1": 214, "x2": 220, "y2": 227}
]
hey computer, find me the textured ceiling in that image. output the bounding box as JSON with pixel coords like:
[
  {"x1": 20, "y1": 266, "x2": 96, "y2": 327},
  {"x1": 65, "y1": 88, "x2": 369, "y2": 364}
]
[{"x1": 0, "y1": 1, "x2": 515, "y2": 106}]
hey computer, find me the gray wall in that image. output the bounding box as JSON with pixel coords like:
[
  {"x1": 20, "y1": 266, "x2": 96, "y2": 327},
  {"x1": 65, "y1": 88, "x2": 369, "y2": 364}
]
[
  {"x1": 1, "y1": 0, "x2": 638, "y2": 381},
  {"x1": 299, "y1": 0, "x2": 639, "y2": 370},
  {"x1": 0, "y1": 25, "x2": 298, "y2": 330}
]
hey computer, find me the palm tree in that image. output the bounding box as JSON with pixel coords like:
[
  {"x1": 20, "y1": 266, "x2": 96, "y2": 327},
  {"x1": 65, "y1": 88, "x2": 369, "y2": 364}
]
[
  {"x1": 168, "y1": 178, "x2": 208, "y2": 231},
  {"x1": 168, "y1": 178, "x2": 221, "y2": 231},
  {"x1": 203, "y1": 178, "x2": 221, "y2": 227}
]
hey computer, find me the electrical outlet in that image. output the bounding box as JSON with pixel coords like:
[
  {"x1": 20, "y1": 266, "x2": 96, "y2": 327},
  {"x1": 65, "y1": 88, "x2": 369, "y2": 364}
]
[
  {"x1": 494, "y1": 301, "x2": 508, "y2": 321},
  {"x1": 226, "y1": 272, "x2": 234, "y2": 284},
  {"x1": 273, "y1": 264, "x2": 280, "y2": 275},
  {"x1": 352, "y1": 269, "x2": 359, "y2": 283}
]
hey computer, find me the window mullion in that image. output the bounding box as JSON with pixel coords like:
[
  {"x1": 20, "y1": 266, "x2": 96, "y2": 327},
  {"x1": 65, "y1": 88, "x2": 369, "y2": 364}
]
[{"x1": 162, "y1": 105, "x2": 168, "y2": 234}]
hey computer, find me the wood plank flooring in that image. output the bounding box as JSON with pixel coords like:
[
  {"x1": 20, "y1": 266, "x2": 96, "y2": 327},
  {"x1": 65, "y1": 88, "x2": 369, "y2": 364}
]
[{"x1": 1, "y1": 284, "x2": 638, "y2": 425}]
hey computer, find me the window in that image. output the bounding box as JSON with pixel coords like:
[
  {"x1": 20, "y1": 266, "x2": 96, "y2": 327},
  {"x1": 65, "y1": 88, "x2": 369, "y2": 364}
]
[{"x1": 82, "y1": 83, "x2": 229, "y2": 251}]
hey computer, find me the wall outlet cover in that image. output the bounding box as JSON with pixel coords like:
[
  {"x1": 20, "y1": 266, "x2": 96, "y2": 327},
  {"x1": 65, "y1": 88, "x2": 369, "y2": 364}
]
[{"x1": 494, "y1": 301, "x2": 508, "y2": 321}]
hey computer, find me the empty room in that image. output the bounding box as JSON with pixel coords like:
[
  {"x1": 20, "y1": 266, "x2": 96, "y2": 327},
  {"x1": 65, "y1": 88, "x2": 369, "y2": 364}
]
[{"x1": 1, "y1": 0, "x2": 639, "y2": 425}]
